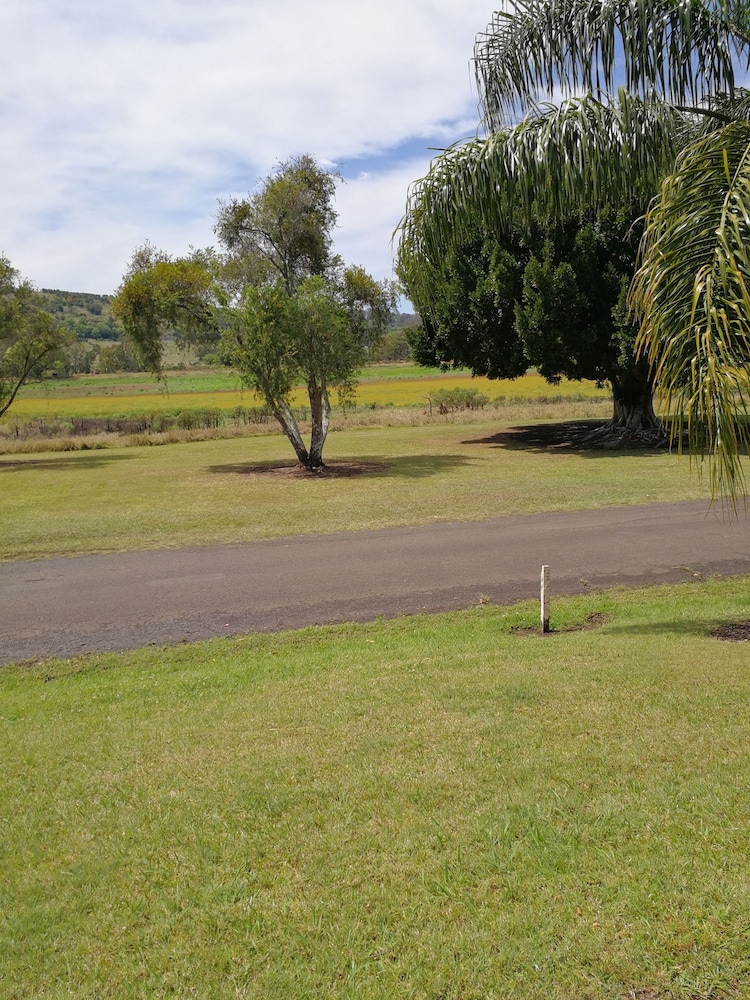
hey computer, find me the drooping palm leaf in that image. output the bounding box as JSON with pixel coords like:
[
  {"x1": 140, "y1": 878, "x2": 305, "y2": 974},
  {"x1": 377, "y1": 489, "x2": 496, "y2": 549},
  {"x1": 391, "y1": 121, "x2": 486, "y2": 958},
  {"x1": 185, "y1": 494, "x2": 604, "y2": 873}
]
[
  {"x1": 475, "y1": 0, "x2": 750, "y2": 129},
  {"x1": 632, "y1": 122, "x2": 750, "y2": 504},
  {"x1": 398, "y1": 93, "x2": 685, "y2": 313}
]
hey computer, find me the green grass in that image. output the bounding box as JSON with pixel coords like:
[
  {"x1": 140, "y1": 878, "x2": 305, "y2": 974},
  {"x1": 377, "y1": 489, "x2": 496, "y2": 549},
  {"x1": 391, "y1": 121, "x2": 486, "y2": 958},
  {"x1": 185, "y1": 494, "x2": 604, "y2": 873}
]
[
  {"x1": 3, "y1": 578, "x2": 750, "y2": 999},
  {"x1": 0, "y1": 420, "x2": 714, "y2": 561},
  {"x1": 7, "y1": 371, "x2": 609, "y2": 419},
  {"x1": 14, "y1": 364, "x2": 455, "y2": 399}
]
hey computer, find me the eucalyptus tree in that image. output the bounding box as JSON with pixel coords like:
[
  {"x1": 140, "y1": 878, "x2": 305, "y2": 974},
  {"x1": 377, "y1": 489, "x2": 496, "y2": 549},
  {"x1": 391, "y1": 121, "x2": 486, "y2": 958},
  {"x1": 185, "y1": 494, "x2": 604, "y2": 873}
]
[
  {"x1": 114, "y1": 157, "x2": 396, "y2": 470},
  {"x1": 215, "y1": 154, "x2": 340, "y2": 297},
  {"x1": 0, "y1": 256, "x2": 69, "y2": 418},
  {"x1": 398, "y1": 0, "x2": 750, "y2": 500}
]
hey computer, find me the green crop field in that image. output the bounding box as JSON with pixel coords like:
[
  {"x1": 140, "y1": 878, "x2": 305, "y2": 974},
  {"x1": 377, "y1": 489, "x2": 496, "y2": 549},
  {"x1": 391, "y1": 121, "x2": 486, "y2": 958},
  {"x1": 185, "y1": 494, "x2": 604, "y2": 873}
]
[
  {"x1": 3, "y1": 579, "x2": 750, "y2": 999},
  {"x1": 6, "y1": 370, "x2": 610, "y2": 420}
]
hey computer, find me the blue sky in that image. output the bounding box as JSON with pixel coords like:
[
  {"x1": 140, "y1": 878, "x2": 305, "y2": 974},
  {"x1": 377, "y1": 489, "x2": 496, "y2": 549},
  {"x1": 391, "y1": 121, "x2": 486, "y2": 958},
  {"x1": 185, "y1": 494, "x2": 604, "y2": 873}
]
[{"x1": 1, "y1": 0, "x2": 497, "y2": 297}]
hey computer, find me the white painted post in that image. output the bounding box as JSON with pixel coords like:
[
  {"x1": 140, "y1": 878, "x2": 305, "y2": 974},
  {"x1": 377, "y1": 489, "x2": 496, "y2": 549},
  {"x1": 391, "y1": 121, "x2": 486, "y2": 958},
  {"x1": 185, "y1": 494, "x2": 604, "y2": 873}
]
[{"x1": 541, "y1": 565, "x2": 550, "y2": 633}]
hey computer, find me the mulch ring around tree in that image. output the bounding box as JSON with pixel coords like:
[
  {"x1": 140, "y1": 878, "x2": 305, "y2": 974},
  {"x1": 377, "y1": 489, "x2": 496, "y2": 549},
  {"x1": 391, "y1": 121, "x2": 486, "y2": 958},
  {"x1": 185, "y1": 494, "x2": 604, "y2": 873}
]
[
  {"x1": 711, "y1": 621, "x2": 750, "y2": 641},
  {"x1": 231, "y1": 460, "x2": 390, "y2": 478},
  {"x1": 511, "y1": 612, "x2": 610, "y2": 637}
]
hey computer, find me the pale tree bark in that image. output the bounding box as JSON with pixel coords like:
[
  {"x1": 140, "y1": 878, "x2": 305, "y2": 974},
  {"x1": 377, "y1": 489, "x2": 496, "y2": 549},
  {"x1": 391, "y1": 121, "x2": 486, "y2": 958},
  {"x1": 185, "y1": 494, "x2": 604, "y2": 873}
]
[
  {"x1": 307, "y1": 381, "x2": 331, "y2": 470},
  {"x1": 270, "y1": 399, "x2": 310, "y2": 466}
]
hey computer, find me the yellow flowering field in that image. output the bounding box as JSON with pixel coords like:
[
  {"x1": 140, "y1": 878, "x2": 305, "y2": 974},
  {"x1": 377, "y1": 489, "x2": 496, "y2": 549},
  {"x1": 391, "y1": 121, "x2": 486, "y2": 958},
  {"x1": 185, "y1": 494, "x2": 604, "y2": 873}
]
[{"x1": 6, "y1": 371, "x2": 608, "y2": 420}]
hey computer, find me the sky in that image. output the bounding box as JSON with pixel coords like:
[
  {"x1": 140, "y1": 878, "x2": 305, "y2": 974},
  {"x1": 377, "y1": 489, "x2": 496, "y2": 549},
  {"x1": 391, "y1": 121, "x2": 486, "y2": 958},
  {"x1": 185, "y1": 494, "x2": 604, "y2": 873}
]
[{"x1": 1, "y1": 0, "x2": 498, "y2": 298}]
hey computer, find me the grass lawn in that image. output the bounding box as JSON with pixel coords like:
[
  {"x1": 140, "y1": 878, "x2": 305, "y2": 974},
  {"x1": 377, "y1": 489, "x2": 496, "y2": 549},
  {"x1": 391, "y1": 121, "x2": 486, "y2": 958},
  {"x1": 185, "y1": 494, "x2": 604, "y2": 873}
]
[
  {"x1": 0, "y1": 420, "x2": 715, "y2": 562},
  {"x1": 2, "y1": 578, "x2": 750, "y2": 999}
]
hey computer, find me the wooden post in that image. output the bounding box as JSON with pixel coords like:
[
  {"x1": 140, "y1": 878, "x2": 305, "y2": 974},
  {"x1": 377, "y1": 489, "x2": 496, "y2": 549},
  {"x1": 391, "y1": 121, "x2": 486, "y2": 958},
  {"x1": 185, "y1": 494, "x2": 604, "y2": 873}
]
[{"x1": 541, "y1": 565, "x2": 550, "y2": 633}]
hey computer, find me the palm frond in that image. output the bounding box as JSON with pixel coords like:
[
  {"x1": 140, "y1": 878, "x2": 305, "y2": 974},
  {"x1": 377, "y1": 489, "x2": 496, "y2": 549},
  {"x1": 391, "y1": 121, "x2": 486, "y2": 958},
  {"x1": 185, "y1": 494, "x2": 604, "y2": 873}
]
[
  {"x1": 397, "y1": 94, "x2": 683, "y2": 313},
  {"x1": 632, "y1": 121, "x2": 750, "y2": 506},
  {"x1": 475, "y1": 0, "x2": 749, "y2": 129}
]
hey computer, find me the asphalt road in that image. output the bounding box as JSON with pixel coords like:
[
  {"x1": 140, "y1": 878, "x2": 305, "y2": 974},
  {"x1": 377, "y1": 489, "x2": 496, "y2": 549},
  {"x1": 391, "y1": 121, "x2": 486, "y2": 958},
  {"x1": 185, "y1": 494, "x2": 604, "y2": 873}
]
[{"x1": 2, "y1": 499, "x2": 749, "y2": 665}]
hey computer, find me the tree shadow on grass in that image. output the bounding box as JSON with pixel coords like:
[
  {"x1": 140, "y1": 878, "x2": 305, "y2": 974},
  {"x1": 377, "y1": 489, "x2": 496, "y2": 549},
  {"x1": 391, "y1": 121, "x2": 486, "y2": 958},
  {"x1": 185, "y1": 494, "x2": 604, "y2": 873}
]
[
  {"x1": 0, "y1": 453, "x2": 137, "y2": 473},
  {"x1": 601, "y1": 618, "x2": 748, "y2": 639},
  {"x1": 207, "y1": 454, "x2": 473, "y2": 480},
  {"x1": 463, "y1": 420, "x2": 671, "y2": 457}
]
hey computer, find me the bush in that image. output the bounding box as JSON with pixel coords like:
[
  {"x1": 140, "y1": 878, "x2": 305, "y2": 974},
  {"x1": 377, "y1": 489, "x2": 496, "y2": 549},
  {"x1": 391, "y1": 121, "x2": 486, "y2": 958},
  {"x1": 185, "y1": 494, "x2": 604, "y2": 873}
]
[{"x1": 428, "y1": 388, "x2": 490, "y2": 414}]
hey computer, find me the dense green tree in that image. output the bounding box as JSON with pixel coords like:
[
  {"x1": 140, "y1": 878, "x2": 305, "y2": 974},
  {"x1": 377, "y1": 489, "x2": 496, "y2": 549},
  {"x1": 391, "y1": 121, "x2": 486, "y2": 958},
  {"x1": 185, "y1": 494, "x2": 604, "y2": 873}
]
[
  {"x1": 402, "y1": 210, "x2": 660, "y2": 433},
  {"x1": 0, "y1": 257, "x2": 69, "y2": 418},
  {"x1": 114, "y1": 157, "x2": 396, "y2": 469},
  {"x1": 97, "y1": 341, "x2": 142, "y2": 374},
  {"x1": 112, "y1": 245, "x2": 219, "y2": 372},
  {"x1": 398, "y1": 0, "x2": 750, "y2": 500}
]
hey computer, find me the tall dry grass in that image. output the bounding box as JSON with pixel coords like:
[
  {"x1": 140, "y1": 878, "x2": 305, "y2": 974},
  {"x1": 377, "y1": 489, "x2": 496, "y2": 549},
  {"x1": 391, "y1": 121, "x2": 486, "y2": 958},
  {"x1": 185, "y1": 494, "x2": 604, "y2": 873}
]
[{"x1": 0, "y1": 397, "x2": 613, "y2": 455}]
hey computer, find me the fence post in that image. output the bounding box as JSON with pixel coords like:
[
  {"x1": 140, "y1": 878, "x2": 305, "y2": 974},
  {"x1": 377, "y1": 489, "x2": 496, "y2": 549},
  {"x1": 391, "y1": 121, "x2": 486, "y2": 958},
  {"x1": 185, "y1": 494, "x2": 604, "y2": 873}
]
[{"x1": 541, "y1": 565, "x2": 550, "y2": 633}]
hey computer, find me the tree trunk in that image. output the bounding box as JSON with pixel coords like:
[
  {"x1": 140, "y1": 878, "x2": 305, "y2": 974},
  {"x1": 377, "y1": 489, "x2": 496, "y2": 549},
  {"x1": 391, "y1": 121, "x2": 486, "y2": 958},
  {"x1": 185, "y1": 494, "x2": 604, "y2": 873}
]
[
  {"x1": 609, "y1": 360, "x2": 661, "y2": 431},
  {"x1": 271, "y1": 399, "x2": 310, "y2": 466},
  {"x1": 583, "y1": 360, "x2": 667, "y2": 446},
  {"x1": 307, "y1": 381, "x2": 330, "y2": 470}
]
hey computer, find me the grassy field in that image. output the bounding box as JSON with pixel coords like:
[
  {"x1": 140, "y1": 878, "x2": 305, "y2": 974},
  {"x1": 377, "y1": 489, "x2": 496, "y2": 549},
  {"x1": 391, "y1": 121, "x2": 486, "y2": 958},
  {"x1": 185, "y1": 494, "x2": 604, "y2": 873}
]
[
  {"x1": 3, "y1": 578, "x2": 750, "y2": 999},
  {"x1": 1, "y1": 419, "x2": 714, "y2": 562},
  {"x1": 4, "y1": 375, "x2": 749, "y2": 998},
  {"x1": 6, "y1": 370, "x2": 610, "y2": 419},
  {"x1": 13, "y1": 364, "x2": 453, "y2": 397}
]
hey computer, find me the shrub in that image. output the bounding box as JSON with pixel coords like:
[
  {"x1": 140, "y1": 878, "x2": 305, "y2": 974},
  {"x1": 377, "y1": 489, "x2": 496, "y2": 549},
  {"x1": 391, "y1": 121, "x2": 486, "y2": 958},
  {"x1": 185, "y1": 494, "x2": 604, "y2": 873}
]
[{"x1": 428, "y1": 387, "x2": 490, "y2": 414}]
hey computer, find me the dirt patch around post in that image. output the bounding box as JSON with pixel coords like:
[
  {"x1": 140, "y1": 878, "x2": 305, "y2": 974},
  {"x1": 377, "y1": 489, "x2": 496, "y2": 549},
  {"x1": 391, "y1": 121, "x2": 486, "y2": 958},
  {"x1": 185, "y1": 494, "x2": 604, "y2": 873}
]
[{"x1": 511, "y1": 612, "x2": 610, "y2": 637}]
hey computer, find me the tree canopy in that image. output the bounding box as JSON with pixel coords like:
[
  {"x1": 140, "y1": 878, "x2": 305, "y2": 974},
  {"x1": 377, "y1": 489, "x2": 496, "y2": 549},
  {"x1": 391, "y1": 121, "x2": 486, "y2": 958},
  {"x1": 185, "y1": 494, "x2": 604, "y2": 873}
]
[
  {"x1": 114, "y1": 156, "x2": 396, "y2": 469},
  {"x1": 0, "y1": 256, "x2": 69, "y2": 419},
  {"x1": 398, "y1": 0, "x2": 750, "y2": 502},
  {"x1": 401, "y1": 207, "x2": 662, "y2": 435}
]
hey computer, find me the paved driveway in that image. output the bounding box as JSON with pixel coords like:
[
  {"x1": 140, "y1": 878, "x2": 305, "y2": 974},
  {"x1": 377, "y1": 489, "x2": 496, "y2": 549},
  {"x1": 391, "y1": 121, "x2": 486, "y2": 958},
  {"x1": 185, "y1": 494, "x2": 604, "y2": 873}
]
[{"x1": 2, "y1": 500, "x2": 748, "y2": 664}]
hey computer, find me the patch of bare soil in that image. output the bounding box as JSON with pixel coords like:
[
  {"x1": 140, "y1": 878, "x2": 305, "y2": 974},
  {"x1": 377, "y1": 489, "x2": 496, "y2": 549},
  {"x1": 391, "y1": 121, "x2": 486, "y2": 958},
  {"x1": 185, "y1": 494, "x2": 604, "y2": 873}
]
[
  {"x1": 511, "y1": 612, "x2": 610, "y2": 637},
  {"x1": 711, "y1": 620, "x2": 750, "y2": 641},
  {"x1": 234, "y1": 460, "x2": 390, "y2": 479}
]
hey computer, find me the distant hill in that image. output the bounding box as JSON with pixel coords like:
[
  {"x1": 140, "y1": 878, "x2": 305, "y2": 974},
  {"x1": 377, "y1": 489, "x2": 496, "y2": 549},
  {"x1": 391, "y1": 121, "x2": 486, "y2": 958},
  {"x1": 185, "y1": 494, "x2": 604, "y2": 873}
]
[
  {"x1": 40, "y1": 289, "x2": 123, "y2": 341},
  {"x1": 38, "y1": 290, "x2": 418, "y2": 344}
]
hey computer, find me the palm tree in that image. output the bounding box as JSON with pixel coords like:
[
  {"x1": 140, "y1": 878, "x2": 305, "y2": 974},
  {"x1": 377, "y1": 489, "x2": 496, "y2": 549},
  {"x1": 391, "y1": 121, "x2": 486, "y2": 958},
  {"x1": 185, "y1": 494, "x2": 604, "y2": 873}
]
[{"x1": 399, "y1": 0, "x2": 750, "y2": 503}]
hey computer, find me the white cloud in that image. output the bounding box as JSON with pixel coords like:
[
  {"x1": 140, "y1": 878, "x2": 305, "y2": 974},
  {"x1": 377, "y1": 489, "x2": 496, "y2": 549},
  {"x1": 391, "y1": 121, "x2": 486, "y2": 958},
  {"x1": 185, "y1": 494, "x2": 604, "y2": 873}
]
[{"x1": 0, "y1": 0, "x2": 494, "y2": 293}]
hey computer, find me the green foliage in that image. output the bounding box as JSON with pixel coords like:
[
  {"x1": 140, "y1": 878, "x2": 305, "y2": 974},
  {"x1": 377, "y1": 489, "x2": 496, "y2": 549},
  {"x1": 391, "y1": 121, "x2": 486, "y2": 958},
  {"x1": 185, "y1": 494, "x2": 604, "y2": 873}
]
[
  {"x1": 215, "y1": 153, "x2": 340, "y2": 295},
  {"x1": 633, "y1": 119, "x2": 750, "y2": 500},
  {"x1": 112, "y1": 245, "x2": 219, "y2": 372},
  {"x1": 399, "y1": 0, "x2": 750, "y2": 491},
  {"x1": 40, "y1": 289, "x2": 124, "y2": 340},
  {"x1": 97, "y1": 341, "x2": 142, "y2": 374},
  {"x1": 0, "y1": 257, "x2": 70, "y2": 417},
  {"x1": 401, "y1": 225, "x2": 528, "y2": 379},
  {"x1": 63, "y1": 314, "x2": 123, "y2": 341},
  {"x1": 221, "y1": 282, "x2": 303, "y2": 409},
  {"x1": 428, "y1": 387, "x2": 489, "y2": 412},
  {"x1": 401, "y1": 210, "x2": 658, "y2": 426},
  {"x1": 114, "y1": 156, "x2": 396, "y2": 469},
  {"x1": 369, "y1": 328, "x2": 413, "y2": 363}
]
